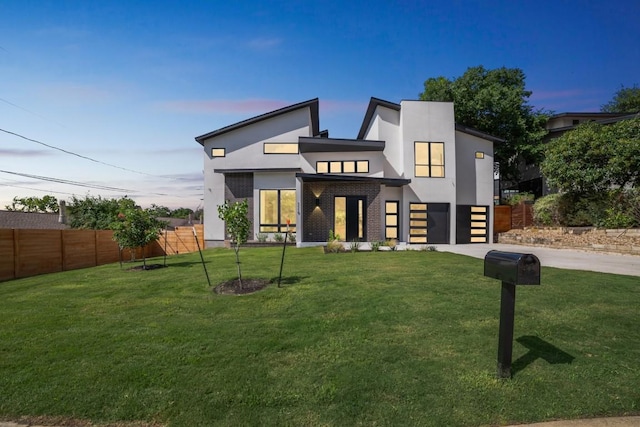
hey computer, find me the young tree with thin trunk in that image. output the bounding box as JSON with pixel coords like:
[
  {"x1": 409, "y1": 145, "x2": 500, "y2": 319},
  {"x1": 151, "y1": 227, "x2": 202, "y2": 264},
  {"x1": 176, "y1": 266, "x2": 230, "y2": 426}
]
[{"x1": 217, "y1": 200, "x2": 250, "y2": 288}]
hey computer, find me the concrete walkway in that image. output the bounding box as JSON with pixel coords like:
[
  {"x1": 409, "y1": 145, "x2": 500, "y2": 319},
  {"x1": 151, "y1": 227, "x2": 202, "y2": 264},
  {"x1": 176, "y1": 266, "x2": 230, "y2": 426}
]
[{"x1": 437, "y1": 243, "x2": 640, "y2": 277}]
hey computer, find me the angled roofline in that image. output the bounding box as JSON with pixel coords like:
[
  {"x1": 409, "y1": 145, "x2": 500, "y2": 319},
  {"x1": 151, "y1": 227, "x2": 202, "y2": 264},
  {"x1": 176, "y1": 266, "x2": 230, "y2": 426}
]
[
  {"x1": 455, "y1": 124, "x2": 505, "y2": 143},
  {"x1": 357, "y1": 97, "x2": 401, "y2": 140},
  {"x1": 195, "y1": 98, "x2": 320, "y2": 145}
]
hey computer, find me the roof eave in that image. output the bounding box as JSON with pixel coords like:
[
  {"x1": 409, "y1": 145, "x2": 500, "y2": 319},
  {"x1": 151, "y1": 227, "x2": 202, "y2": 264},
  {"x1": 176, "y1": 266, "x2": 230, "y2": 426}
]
[{"x1": 195, "y1": 98, "x2": 320, "y2": 145}]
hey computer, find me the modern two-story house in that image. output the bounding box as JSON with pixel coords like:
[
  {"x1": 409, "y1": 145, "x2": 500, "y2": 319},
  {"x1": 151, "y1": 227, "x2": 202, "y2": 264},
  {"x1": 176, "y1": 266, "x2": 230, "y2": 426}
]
[{"x1": 195, "y1": 97, "x2": 501, "y2": 247}]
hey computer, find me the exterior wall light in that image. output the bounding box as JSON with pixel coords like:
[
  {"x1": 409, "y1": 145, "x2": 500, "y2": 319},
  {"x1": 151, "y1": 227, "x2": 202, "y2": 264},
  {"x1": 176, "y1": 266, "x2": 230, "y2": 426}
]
[{"x1": 315, "y1": 197, "x2": 321, "y2": 207}]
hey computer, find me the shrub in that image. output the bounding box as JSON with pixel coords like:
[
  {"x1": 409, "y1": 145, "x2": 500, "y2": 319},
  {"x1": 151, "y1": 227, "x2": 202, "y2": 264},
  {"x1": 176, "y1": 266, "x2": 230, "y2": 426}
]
[
  {"x1": 505, "y1": 192, "x2": 534, "y2": 206},
  {"x1": 255, "y1": 233, "x2": 268, "y2": 243},
  {"x1": 287, "y1": 232, "x2": 296, "y2": 243},
  {"x1": 370, "y1": 241, "x2": 382, "y2": 252},
  {"x1": 349, "y1": 240, "x2": 361, "y2": 252},
  {"x1": 326, "y1": 239, "x2": 344, "y2": 253},
  {"x1": 533, "y1": 193, "x2": 564, "y2": 226},
  {"x1": 273, "y1": 233, "x2": 284, "y2": 243}
]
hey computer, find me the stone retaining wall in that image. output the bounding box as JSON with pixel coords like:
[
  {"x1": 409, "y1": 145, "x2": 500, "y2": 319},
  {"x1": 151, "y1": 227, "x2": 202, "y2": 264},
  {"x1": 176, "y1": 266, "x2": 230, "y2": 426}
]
[{"x1": 498, "y1": 227, "x2": 640, "y2": 256}]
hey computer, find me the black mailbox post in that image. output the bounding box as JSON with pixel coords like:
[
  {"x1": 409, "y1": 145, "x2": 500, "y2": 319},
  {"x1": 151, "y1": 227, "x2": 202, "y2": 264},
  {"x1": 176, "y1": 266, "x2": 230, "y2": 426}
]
[{"x1": 484, "y1": 250, "x2": 540, "y2": 378}]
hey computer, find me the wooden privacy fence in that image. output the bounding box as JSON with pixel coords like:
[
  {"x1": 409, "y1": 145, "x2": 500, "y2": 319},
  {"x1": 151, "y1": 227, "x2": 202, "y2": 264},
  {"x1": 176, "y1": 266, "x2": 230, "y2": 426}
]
[
  {"x1": 493, "y1": 202, "x2": 535, "y2": 234},
  {"x1": 0, "y1": 225, "x2": 204, "y2": 282}
]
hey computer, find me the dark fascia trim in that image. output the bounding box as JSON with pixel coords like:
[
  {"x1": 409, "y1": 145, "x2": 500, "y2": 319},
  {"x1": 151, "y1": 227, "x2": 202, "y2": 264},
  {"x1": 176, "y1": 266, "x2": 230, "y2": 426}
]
[
  {"x1": 548, "y1": 112, "x2": 629, "y2": 119},
  {"x1": 296, "y1": 172, "x2": 410, "y2": 187},
  {"x1": 298, "y1": 136, "x2": 385, "y2": 153},
  {"x1": 195, "y1": 98, "x2": 320, "y2": 145},
  {"x1": 455, "y1": 124, "x2": 505, "y2": 143},
  {"x1": 548, "y1": 113, "x2": 639, "y2": 134},
  {"x1": 356, "y1": 97, "x2": 401, "y2": 140},
  {"x1": 214, "y1": 168, "x2": 302, "y2": 174}
]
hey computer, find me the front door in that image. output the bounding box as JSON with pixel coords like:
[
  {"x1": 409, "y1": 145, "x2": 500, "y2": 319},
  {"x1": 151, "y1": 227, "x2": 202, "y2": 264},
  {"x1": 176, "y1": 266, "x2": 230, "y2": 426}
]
[{"x1": 335, "y1": 196, "x2": 366, "y2": 241}]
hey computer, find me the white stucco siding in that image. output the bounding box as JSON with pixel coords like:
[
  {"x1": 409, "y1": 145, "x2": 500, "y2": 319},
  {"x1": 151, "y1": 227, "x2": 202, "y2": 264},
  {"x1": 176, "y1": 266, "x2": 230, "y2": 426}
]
[
  {"x1": 203, "y1": 168, "x2": 226, "y2": 242},
  {"x1": 300, "y1": 151, "x2": 385, "y2": 177},
  {"x1": 400, "y1": 101, "x2": 456, "y2": 203},
  {"x1": 373, "y1": 107, "x2": 403, "y2": 179},
  {"x1": 201, "y1": 107, "x2": 313, "y2": 245},
  {"x1": 455, "y1": 131, "x2": 494, "y2": 206}
]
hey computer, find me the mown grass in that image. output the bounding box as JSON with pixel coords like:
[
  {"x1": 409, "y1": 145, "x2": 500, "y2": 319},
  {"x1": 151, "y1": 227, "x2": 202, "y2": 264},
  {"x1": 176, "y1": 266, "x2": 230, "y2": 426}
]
[{"x1": 0, "y1": 247, "x2": 638, "y2": 426}]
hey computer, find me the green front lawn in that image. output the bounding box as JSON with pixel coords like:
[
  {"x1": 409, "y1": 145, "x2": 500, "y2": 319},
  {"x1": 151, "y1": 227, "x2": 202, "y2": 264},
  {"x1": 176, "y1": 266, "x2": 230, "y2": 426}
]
[{"x1": 0, "y1": 247, "x2": 638, "y2": 426}]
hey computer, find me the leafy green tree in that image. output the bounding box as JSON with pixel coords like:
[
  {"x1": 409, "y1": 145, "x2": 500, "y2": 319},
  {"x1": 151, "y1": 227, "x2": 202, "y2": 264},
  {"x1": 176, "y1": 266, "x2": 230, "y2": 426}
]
[
  {"x1": 217, "y1": 200, "x2": 250, "y2": 288},
  {"x1": 420, "y1": 65, "x2": 549, "y2": 182},
  {"x1": 67, "y1": 195, "x2": 136, "y2": 229},
  {"x1": 170, "y1": 207, "x2": 194, "y2": 219},
  {"x1": 541, "y1": 118, "x2": 640, "y2": 194},
  {"x1": 5, "y1": 195, "x2": 59, "y2": 213},
  {"x1": 147, "y1": 204, "x2": 171, "y2": 218},
  {"x1": 111, "y1": 207, "x2": 165, "y2": 268},
  {"x1": 601, "y1": 84, "x2": 640, "y2": 113}
]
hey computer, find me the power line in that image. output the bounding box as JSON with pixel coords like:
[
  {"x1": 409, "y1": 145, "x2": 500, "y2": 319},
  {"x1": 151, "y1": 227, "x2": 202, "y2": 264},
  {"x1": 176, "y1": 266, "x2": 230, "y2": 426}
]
[
  {"x1": 0, "y1": 97, "x2": 66, "y2": 127},
  {"x1": 0, "y1": 127, "x2": 164, "y2": 178},
  {"x1": 0, "y1": 169, "x2": 179, "y2": 197}
]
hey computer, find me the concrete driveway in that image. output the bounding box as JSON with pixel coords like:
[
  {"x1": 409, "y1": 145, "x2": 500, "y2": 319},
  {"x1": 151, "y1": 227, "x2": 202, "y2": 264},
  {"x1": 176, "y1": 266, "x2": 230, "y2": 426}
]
[{"x1": 436, "y1": 243, "x2": 640, "y2": 277}]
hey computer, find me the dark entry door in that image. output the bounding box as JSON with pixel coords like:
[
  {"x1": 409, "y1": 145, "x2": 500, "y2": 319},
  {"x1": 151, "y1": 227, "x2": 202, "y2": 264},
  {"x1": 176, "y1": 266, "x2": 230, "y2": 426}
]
[
  {"x1": 346, "y1": 196, "x2": 365, "y2": 241},
  {"x1": 335, "y1": 196, "x2": 366, "y2": 241}
]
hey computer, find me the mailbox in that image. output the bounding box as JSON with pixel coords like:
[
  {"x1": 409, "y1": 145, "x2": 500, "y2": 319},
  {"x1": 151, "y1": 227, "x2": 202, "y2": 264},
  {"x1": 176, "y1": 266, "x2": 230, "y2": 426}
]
[{"x1": 484, "y1": 250, "x2": 540, "y2": 285}]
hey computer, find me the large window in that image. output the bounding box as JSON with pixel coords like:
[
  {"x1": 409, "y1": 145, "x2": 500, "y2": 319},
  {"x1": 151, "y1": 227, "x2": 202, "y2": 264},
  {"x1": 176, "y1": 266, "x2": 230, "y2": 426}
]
[
  {"x1": 259, "y1": 189, "x2": 296, "y2": 232},
  {"x1": 263, "y1": 143, "x2": 298, "y2": 154},
  {"x1": 415, "y1": 142, "x2": 444, "y2": 177}
]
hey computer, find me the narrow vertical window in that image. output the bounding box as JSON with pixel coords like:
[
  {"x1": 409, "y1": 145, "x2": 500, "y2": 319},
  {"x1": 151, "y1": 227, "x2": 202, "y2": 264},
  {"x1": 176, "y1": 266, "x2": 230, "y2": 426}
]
[
  {"x1": 385, "y1": 201, "x2": 399, "y2": 240},
  {"x1": 409, "y1": 203, "x2": 428, "y2": 243}
]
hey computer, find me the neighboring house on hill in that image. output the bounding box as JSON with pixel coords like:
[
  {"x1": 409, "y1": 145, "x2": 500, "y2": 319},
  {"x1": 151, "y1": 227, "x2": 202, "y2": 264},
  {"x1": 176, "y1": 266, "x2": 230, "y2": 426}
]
[
  {"x1": 195, "y1": 97, "x2": 501, "y2": 247},
  {"x1": 0, "y1": 210, "x2": 69, "y2": 230},
  {"x1": 511, "y1": 112, "x2": 636, "y2": 198}
]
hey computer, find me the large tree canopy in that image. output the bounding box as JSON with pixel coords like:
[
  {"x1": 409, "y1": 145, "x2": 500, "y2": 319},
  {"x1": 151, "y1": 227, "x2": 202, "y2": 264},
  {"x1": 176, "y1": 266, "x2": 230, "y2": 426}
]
[
  {"x1": 420, "y1": 65, "x2": 549, "y2": 182},
  {"x1": 541, "y1": 117, "x2": 640, "y2": 194},
  {"x1": 67, "y1": 195, "x2": 137, "y2": 229},
  {"x1": 601, "y1": 84, "x2": 640, "y2": 113},
  {"x1": 5, "y1": 195, "x2": 59, "y2": 213}
]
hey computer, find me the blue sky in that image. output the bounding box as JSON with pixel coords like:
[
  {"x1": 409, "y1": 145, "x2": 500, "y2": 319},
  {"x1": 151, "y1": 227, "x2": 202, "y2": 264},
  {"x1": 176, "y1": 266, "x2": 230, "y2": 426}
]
[{"x1": 1, "y1": 0, "x2": 639, "y2": 210}]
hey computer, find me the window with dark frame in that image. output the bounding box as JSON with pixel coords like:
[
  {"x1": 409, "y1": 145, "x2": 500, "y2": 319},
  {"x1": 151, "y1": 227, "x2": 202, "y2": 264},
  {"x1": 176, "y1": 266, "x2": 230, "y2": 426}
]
[
  {"x1": 263, "y1": 143, "x2": 298, "y2": 154},
  {"x1": 211, "y1": 148, "x2": 226, "y2": 157},
  {"x1": 415, "y1": 142, "x2": 445, "y2": 177},
  {"x1": 259, "y1": 189, "x2": 296, "y2": 233},
  {"x1": 385, "y1": 201, "x2": 399, "y2": 240},
  {"x1": 315, "y1": 160, "x2": 369, "y2": 174}
]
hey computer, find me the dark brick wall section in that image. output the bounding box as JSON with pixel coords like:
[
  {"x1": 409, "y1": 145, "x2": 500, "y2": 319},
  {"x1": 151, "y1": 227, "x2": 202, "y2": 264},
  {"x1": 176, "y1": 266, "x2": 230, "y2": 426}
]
[
  {"x1": 224, "y1": 173, "x2": 254, "y2": 239},
  {"x1": 302, "y1": 182, "x2": 381, "y2": 242}
]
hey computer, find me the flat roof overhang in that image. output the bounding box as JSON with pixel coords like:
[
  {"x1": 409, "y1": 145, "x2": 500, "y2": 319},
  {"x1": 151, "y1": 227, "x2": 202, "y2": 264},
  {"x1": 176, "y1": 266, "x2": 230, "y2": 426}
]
[
  {"x1": 296, "y1": 173, "x2": 410, "y2": 187},
  {"x1": 214, "y1": 168, "x2": 302, "y2": 174},
  {"x1": 298, "y1": 137, "x2": 385, "y2": 153}
]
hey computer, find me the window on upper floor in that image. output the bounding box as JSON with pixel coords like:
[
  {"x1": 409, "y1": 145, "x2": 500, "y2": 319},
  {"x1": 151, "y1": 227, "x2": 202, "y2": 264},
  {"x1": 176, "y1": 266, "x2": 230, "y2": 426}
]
[
  {"x1": 211, "y1": 148, "x2": 226, "y2": 157},
  {"x1": 415, "y1": 142, "x2": 444, "y2": 177},
  {"x1": 316, "y1": 160, "x2": 369, "y2": 174},
  {"x1": 263, "y1": 143, "x2": 299, "y2": 154}
]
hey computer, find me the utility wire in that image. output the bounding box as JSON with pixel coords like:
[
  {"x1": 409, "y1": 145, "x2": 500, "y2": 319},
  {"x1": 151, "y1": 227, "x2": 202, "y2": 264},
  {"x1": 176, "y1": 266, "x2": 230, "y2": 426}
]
[
  {"x1": 0, "y1": 127, "x2": 165, "y2": 178},
  {"x1": 0, "y1": 169, "x2": 177, "y2": 197}
]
